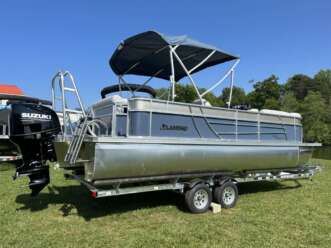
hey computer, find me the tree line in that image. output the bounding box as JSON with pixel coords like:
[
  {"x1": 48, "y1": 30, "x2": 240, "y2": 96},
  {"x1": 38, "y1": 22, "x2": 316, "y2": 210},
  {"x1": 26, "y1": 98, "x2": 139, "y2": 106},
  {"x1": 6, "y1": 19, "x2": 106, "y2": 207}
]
[{"x1": 156, "y1": 69, "x2": 331, "y2": 145}]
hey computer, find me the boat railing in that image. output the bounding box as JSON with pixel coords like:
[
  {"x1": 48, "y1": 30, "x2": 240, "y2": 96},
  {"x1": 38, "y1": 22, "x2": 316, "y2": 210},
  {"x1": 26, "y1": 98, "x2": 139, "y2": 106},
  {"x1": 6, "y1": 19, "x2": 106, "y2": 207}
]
[
  {"x1": 195, "y1": 104, "x2": 291, "y2": 142},
  {"x1": 124, "y1": 98, "x2": 302, "y2": 142},
  {"x1": 88, "y1": 98, "x2": 302, "y2": 143},
  {"x1": 87, "y1": 118, "x2": 110, "y2": 137},
  {"x1": 51, "y1": 71, "x2": 86, "y2": 140}
]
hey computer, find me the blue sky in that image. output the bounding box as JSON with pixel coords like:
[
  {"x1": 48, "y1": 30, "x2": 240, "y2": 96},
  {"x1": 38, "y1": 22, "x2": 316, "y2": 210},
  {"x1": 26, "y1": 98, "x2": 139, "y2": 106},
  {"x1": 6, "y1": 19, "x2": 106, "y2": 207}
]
[{"x1": 0, "y1": 0, "x2": 330, "y2": 105}]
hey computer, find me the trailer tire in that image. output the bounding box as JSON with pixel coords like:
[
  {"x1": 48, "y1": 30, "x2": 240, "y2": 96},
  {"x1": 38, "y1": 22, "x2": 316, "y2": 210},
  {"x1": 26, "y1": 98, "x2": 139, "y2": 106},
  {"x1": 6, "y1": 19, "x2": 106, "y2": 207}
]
[
  {"x1": 185, "y1": 183, "x2": 211, "y2": 213},
  {"x1": 213, "y1": 181, "x2": 238, "y2": 209}
]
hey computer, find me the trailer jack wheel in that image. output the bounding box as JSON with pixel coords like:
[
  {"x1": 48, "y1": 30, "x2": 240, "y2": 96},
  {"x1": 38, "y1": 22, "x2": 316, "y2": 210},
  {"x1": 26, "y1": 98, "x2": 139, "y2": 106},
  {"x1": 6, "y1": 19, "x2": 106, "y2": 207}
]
[
  {"x1": 213, "y1": 181, "x2": 238, "y2": 209},
  {"x1": 185, "y1": 183, "x2": 211, "y2": 213}
]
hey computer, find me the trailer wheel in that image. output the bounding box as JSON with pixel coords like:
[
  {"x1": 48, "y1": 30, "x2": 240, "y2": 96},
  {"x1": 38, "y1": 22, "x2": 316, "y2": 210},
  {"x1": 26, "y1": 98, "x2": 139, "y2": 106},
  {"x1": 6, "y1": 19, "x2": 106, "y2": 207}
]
[
  {"x1": 213, "y1": 181, "x2": 238, "y2": 209},
  {"x1": 185, "y1": 183, "x2": 211, "y2": 213}
]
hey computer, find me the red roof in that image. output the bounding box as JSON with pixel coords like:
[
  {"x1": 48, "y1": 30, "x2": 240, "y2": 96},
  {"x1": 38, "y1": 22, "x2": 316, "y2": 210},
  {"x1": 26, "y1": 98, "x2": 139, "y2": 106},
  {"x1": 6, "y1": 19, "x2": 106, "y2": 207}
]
[{"x1": 0, "y1": 85, "x2": 24, "y2": 96}]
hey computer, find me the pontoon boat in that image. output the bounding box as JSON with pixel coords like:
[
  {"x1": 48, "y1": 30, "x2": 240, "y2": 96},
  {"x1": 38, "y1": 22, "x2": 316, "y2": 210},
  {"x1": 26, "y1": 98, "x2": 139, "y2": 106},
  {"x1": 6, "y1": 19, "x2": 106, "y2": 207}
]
[{"x1": 2, "y1": 31, "x2": 321, "y2": 213}]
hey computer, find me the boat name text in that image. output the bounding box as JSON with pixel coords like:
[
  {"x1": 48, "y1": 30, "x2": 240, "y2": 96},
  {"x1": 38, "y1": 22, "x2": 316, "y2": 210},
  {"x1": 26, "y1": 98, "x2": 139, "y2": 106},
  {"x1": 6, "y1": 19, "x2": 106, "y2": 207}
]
[{"x1": 160, "y1": 124, "x2": 188, "y2": 131}]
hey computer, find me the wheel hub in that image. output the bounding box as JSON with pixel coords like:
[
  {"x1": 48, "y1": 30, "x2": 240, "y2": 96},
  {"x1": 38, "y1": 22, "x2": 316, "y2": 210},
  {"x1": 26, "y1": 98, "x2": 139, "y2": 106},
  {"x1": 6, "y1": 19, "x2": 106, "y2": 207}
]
[
  {"x1": 222, "y1": 186, "x2": 235, "y2": 205},
  {"x1": 193, "y1": 189, "x2": 209, "y2": 209}
]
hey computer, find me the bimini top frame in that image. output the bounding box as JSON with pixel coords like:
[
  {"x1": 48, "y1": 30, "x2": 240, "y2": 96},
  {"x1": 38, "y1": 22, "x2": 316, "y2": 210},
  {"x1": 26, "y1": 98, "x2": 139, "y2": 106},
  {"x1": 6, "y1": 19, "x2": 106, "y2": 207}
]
[{"x1": 109, "y1": 31, "x2": 240, "y2": 106}]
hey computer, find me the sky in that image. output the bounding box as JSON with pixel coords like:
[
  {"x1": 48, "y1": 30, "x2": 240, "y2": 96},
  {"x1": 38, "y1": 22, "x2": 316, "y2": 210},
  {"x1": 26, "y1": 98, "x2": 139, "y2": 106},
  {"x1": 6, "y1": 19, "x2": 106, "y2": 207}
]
[{"x1": 0, "y1": 0, "x2": 330, "y2": 106}]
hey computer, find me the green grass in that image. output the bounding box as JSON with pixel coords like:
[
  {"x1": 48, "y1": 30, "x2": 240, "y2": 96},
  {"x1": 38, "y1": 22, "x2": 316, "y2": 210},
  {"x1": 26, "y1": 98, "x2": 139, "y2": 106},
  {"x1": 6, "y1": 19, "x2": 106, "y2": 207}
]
[{"x1": 0, "y1": 160, "x2": 330, "y2": 248}]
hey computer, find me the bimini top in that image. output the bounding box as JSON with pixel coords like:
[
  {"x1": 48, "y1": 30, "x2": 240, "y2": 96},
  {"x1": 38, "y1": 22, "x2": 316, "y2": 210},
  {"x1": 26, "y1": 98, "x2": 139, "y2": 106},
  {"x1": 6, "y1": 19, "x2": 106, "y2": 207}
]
[{"x1": 109, "y1": 31, "x2": 239, "y2": 81}]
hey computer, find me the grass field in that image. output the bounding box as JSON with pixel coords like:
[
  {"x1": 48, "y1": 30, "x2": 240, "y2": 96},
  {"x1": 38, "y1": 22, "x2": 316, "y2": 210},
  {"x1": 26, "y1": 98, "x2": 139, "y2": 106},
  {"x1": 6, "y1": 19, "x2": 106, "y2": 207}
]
[{"x1": 0, "y1": 159, "x2": 330, "y2": 248}]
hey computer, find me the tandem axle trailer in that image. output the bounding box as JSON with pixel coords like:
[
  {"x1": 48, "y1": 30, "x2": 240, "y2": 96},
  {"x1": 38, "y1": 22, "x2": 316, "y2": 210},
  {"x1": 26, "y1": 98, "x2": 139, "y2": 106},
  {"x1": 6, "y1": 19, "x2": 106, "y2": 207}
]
[{"x1": 65, "y1": 165, "x2": 320, "y2": 213}]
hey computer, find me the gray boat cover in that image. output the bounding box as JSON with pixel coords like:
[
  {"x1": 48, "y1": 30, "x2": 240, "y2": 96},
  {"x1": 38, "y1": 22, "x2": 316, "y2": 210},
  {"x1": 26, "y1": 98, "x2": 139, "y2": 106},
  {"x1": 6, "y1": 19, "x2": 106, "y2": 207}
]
[{"x1": 110, "y1": 31, "x2": 239, "y2": 81}]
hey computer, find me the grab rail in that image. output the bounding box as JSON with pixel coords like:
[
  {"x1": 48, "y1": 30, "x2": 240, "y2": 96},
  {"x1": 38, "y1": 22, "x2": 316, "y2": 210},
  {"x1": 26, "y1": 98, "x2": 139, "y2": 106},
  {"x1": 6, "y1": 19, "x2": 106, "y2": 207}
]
[
  {"x1": 51, "y1": 71, "x2": 85, "y2": 139},
  {"x1": 87, "y1": 119, "x2": 109, "y2": 137}
]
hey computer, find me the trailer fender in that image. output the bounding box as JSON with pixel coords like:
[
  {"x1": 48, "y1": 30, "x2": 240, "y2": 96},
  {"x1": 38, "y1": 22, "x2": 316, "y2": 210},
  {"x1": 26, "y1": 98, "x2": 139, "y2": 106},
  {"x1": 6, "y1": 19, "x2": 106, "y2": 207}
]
[
  {"x1": 185, "y1": 178, "x2": 207, "y2": 190},
  {"x1": 216, "y1": 177, "x2": 236, "y2": 186}
]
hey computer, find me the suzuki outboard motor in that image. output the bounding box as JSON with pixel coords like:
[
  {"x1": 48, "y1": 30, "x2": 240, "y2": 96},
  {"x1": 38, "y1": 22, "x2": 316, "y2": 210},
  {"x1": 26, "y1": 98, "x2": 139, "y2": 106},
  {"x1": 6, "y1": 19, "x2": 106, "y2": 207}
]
[{"x1": 8, "y1": 103, "x2": 61, "y2": 196}]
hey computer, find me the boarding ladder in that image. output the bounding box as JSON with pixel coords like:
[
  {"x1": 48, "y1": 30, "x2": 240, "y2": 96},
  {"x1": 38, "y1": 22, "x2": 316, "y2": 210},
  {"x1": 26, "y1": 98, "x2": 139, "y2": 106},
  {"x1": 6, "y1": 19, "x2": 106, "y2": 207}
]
[
  {"x1": 64, "y1": 117, "x2": 90, "y2": 165},
  {"x1": 63, "y1": 116, "x2": 109, "y2": 165}
]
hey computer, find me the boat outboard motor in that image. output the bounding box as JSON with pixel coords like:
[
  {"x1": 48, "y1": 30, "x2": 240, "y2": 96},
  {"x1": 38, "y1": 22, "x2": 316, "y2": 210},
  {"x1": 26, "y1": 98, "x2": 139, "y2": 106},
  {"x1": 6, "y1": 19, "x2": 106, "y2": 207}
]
[{"x1": 8, "y1": 103, "x2": 61, "y2": 196}]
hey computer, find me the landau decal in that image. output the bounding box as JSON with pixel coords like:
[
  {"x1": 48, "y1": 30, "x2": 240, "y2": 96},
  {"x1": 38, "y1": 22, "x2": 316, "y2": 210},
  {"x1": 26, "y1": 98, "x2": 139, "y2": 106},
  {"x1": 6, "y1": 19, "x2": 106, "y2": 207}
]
[{"x1": 160, "y1": 124, "x2": 188, "y2": 131}]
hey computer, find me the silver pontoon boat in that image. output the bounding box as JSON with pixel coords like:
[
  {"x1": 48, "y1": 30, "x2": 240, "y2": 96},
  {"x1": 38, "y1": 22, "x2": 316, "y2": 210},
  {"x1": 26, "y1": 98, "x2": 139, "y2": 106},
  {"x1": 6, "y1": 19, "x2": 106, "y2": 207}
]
[{"x1": 4, "y1": 31, "x2": 321, "y2": 213}]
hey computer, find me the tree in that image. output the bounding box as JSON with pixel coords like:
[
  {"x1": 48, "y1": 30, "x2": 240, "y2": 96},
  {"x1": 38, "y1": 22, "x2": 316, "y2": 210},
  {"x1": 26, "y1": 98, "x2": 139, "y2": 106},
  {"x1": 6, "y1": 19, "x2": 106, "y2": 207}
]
[
  {"x1": 156, "y1": 83, "x2": 223, "y2": 106},
  {"x1": 156, "y1": 84, "x2": 196, "y2": 102},
  {"x1": 220, "y1": 86, "x2": 247, "y2": 106},
  {"x1": 300, "y1": 91, "x2": 330, "y2": 143},
  {"x1": 202, "y1": 91, "x2": 224, "y2": 107},
  {"x1": 174, "y1": 83, "x2": 197, "y2": 103},
  {"x1": 281, "y1": 92, "x2": 299, "y2": 112},
  {"x1": 247, "y1": 75, "x2": 281, "y2": 110},
  {"x1": 326, "y1": 102, "x2": 331, "y2": 124},
  {"x1": 156, "y1": 87, "x2": 170, "y2": 100},
  {"x1": 285, "y1": 74, "x2": 314, "y2": 100},
  {"x1": 264, "y1": 98, "x2": 280, "y2": 110},
  {"x1": 313, "y1": 69, "x2": 331, "y2": 103}
]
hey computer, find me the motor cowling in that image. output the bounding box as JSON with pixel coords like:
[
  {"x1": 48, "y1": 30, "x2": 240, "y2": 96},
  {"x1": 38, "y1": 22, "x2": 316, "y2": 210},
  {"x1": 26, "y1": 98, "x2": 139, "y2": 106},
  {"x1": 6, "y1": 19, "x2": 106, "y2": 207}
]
[{"x1": 9, "y1": 103, "x2": 61, "y2": 196}]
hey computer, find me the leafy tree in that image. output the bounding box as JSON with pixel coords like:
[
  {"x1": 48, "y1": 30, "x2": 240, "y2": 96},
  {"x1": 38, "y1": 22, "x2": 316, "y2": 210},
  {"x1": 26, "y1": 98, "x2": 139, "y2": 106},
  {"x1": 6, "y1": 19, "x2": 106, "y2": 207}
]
[
  {"x1": 313, "y1": 69, "x2": 331, "y2": 103},
  {"x1": 156, "y1": 84, "x2": 197, "y2": 103},
  {"x1": 264, "y1": 98, "x2": 280, "y2": 110},
  {"x1": 281, "y1": 92, "x2": 299, "y2": 112},
  {"x1": 326, "y1": 102, "x2": 331, "y2": 124},
  {"x1": 156, "y1": 83, "x2": 223, "y2": 106},
  {"x1": 202, "y1": 91, "x2": 224, "y2": 107},
  {"x1": 247, "y1": 75, "x2": 281, "y2": 110},
  {"x1": 305, "y1": 121, "x2": 330, "y2": 143},
  {"x1": 300, "y1": 91, "x2": 330, "y2": 143},
  {"x1": 285, "y1": 74, "x2": 314, "y2": 100},
  {"x1": 220, "y1": 86, "x2": 247, "y2": 106},
  {"x1": 156, "y1": 87, "x2": 170, "y2": 100},
  {"x1": 174, "y1": 84, "x2": 198, "y2": 103}
]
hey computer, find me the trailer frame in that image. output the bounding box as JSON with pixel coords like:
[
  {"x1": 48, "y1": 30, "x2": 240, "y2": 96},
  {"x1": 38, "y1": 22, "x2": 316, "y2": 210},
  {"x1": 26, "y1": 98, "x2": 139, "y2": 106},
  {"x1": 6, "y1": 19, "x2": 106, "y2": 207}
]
[{"x1": 65, "y1": 165, "x2": 321, "y2": 199}]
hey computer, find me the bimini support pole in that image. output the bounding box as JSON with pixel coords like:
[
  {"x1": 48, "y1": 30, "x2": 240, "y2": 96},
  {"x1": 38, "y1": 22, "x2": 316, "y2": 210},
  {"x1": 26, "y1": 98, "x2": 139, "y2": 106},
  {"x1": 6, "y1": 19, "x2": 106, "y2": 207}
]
[
  {"x1": 119, "y1": 76, "x2": 135, "y2": 96},
  {"x1": 169, "y1": 46, "x2": 176, "y2": 101},
  {"x1": 201, "y1": 59, "x2": 240, "y2": 98},
  {"x1": 171, "y1": 47, "x2": 204, "y2": 103},
  {"x1": 134, "y1": 68, "x2": 164, "y2": 96},
  {"x1": 227, "y1": 69, "x2": 235, "y2": 108},
  {"x1": 188, "y1": 50, "x2": 216, "y2": 74}
]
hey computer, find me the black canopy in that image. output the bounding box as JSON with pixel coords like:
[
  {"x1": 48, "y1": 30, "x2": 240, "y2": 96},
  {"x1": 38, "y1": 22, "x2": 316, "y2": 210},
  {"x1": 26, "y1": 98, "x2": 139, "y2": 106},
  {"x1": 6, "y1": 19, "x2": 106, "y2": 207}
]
[{"x1": 109, "y1": 31, "x2": 239, "y2": 81}]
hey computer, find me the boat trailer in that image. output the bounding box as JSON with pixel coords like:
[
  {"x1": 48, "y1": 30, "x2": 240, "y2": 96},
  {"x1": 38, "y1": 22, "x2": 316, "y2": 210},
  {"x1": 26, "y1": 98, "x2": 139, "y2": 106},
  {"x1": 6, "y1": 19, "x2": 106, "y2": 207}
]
[{"x1": 65, "y1": 165, "x2": 321, "y2": 198}]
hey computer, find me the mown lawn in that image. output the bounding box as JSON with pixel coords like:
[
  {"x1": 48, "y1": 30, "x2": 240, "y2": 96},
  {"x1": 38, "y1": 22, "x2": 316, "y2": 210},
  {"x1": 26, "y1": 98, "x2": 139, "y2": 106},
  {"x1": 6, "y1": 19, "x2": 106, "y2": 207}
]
[{"x1": 0, "y1": 159, "x2": 330, "y2": 248}]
